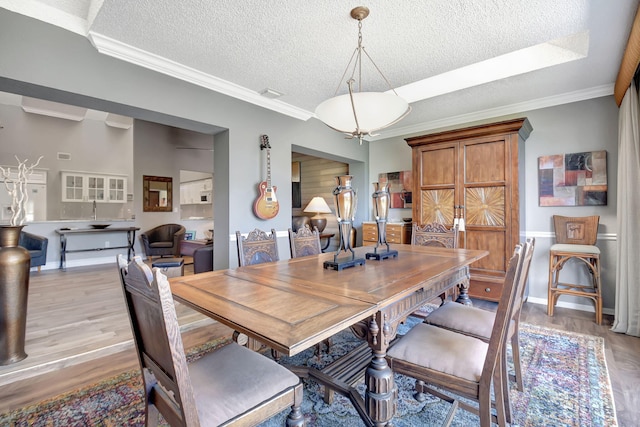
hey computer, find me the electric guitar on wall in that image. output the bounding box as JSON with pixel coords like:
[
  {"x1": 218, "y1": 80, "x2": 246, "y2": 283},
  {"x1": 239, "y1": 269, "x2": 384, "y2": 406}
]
[{"x1": 253, "y1": 135, "x2": 279, "y2": 219}]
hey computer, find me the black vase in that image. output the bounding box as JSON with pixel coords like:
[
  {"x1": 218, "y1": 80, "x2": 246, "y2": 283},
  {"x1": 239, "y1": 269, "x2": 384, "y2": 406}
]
[{"x1": 0, "y1": 225, "x2": 30, "y2": 365}]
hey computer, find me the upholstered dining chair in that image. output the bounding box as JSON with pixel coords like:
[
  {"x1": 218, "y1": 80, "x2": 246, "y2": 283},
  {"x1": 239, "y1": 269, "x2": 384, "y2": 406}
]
[
  {"x1": 116, "y1": 255, "x2": 305, "y2": 427},
  {"x1": 140, "y1": 223, "x2": 186, "y2": 260},
  {"x1": 386, "y1": 244, "x2": 525, "y2": 427},
  {"x1": 288, "y1": 225, "x2": 322, "y2": 258},
  {"x1": 424, "y1": 238, "x2": 536, "y2": 423},
  {"x1": 236, "y1": 228, "x2": 279, "y2": 267},
  {"x1": 411, "y1": 222, "x2": 463, "y2": 305}
]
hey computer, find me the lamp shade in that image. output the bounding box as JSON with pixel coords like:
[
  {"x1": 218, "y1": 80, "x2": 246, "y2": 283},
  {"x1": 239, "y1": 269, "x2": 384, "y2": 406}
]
[
  {"x1": 315, "y1": 92, "x2": 410, "y2": 136},
  {"x1": 304, "y1": 197, "x2": 332, "y2": 215}
]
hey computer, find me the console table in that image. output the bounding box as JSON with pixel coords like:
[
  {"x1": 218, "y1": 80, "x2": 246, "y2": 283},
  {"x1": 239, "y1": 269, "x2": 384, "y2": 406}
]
[{"x1": 55, "y1": 227, "x2": 140, "y2": 270}]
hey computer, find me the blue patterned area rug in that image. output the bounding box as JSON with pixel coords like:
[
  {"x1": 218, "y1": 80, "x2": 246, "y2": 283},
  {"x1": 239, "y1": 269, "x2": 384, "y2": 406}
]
[{"x1": 0, "y1": 317, "x2": 617, "y2": 427}]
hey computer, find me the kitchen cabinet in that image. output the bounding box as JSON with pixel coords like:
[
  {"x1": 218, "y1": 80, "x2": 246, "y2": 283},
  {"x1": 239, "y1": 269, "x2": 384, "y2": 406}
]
[
  {"x1": 61, "y1": 172, "x2": 127, "y2": 203},
  {"x1": 180, "y1": 178, "x2": 212, "y2": 205},
  {"x1": 405, "y1": 118, "x2": 532, "y2": 302}
]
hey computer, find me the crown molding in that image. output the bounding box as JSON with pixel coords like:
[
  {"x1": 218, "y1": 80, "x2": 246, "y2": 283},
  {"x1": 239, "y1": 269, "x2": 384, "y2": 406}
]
[
  {"x1": 88, "y1": 31, "x2": 313, "y2": 121},
  {"x1": 370, "y1": 84, "x2": 615, "y2": 141}
]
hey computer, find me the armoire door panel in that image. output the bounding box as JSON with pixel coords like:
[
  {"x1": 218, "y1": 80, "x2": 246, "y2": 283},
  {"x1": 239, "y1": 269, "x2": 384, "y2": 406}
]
[
  {"x1": 419, "y1": 189, "x2": 455, "y2": 224},
  {"x1": 419, "y1": 147, "x2": 456, "y2": 186},
  {"x1": 465, "y1": 187, "x2": 506, "y2": 226},
  {"x1": 463, "y1": 139, "x2": 507, "y2": 184},
  {"x1": 464, "y1": 229, "x2": 507, "y2": 273}
]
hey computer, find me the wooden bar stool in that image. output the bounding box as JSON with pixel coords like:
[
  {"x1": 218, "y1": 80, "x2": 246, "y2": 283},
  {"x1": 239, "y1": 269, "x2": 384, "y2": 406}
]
[{"x1": 548, "y1": 215, "x2": 602, "y2": 324}]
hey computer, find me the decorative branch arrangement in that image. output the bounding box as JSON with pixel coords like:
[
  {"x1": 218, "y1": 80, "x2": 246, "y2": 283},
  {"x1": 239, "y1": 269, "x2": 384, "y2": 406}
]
[{"x1": 0, "y1": 156, "x2": 43, "y2": 226}]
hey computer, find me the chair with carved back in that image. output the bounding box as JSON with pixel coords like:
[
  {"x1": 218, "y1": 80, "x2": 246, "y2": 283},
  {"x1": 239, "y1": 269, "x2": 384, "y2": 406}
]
[
  {"x1": 411, "y1": 222, "x2": 459, "y2": 248},
  {"x1": 548, "y1": 215, "x2": 602, "y2": 324},
  {"x1": 386, "y1": 244, "x2": 526, "y2": 427},
  {"x1": 236, "y1": 228, "x2": 279, "y2": 267},
  {"x1": 288, "y1": 225, "x2": 322, "y2": 258},
  {"x1": 424, "y1": 238, "x2": 535, "y2": 423},
  {"x1": 411, "y1": 222, "x2": 464, "y2": 305},
  {"x1": 116, "y1": 254, "x2": 305, "y2": 427},
  {"x1": 288, "y1": 225, "x2": 332, "y2": 358}
]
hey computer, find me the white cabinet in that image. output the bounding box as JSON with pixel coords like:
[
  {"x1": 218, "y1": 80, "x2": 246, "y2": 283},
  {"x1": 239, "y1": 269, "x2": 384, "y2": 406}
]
[
  {"x1": 108, "y1": 176, "x2": 126, "y2": 202},
  {"x1": 61, "y1": 172, "x2": 127, "y2": 203},
  {"x1": 180, "y1": 178, "x2": 212, "y2": 205}
]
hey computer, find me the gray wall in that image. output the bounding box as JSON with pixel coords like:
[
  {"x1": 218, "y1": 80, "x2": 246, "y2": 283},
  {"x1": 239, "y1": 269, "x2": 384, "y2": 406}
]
[
  {"x1": 0, "y1": 9, "x2": 369, "y2": 269},
  {"x1": 371, "y1": 96, "x2": 619, "y2": 312},
  {"x1": 0, "y1": 102, "x2": 134, "y2": 221}
]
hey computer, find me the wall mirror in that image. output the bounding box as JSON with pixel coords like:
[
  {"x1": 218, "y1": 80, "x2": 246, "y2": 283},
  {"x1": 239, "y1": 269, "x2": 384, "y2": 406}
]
[{"x1": 143, "y1": 175, "x2": 173, "y2": 212}]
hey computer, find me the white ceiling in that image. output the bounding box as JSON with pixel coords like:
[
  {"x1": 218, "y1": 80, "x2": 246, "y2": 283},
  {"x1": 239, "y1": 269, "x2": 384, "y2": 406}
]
[{"x1": 1, "y1": 0, "x2": 638, "y2": 140}]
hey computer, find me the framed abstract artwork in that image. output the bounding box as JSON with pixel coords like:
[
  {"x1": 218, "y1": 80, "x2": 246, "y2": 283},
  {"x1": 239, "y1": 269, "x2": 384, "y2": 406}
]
[
  {"x1": 378, "y1": 170, "x2": 412, "y2": 209},
  {"x1": 538, "y1": 150, "x2": 607, "y2": 206}
]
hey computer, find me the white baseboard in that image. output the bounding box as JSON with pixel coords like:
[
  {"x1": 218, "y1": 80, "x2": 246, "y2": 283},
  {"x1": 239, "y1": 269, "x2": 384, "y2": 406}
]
[{"x1": 527, "y1": 296, "x2": 614, "y2": 315}]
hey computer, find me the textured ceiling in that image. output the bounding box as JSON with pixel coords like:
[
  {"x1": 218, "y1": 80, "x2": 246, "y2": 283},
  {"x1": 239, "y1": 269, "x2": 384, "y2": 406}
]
[{"x1": 1, "y1": 0, "x2": 638, "y2": 139}]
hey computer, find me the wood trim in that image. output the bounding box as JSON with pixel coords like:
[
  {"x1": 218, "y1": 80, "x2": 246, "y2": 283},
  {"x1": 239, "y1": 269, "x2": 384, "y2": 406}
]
[
  {"x1": 615, "y1": 5, "x2": 640, "y2": 106},
  {"x1": 405, "y1": 118, "x2": 532, "y2": 146}
]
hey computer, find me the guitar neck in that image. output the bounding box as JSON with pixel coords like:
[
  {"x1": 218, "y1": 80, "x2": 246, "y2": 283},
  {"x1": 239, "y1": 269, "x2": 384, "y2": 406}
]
[{"x1": 266, "y1": 147, "x2": 272, "y2": 188}]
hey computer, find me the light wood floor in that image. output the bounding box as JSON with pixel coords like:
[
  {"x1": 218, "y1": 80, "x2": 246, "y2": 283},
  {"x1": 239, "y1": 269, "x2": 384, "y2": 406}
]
[{"x1": 1, "y1": 263, "x2": 638, "y2": 427}]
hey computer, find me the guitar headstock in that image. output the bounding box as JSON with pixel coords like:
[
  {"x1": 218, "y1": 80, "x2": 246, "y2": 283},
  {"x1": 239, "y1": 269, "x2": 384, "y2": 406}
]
[{"x1": 260, "y1": 134, "x2": 271, "y2": 150}]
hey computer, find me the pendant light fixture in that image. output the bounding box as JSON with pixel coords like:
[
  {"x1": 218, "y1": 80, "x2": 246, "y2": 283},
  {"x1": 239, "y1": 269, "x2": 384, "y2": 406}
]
[{"x1": 315, "y1": 6, "x2": 411, "y2": 145}]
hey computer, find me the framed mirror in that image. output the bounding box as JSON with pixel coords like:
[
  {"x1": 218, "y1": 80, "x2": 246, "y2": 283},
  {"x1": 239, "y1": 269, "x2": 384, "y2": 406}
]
[{"x1": 143, "y1": 175, "x2": 173, "y2": 212}]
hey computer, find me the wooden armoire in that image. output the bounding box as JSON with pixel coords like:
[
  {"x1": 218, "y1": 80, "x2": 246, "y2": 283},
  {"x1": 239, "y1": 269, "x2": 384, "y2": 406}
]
[{"x1": 406, "y1": 118, "x2": 532, "y2": 301}]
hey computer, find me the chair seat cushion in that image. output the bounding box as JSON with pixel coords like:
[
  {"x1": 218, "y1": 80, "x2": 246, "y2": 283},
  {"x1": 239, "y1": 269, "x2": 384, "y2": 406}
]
[
  {"x1": 149, "y1": 241, "x2": 174, "y2": 249},
  {"x1": 425, "y1": 302, "x2": 494, "y2": 341},
  {"x1": 189, "y1": 342, "x2": 300, "y2": 426},
  {"x1": 550, "y1": 243, "x2": 600, "y2": 254},
  {"x1": 387, "y1": 323, "x2": 488, "y2": 382}
]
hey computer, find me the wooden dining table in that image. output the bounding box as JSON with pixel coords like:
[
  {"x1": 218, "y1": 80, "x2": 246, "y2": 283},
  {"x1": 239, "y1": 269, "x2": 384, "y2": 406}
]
[{"x1": 170, "y1": 244, "x2": 487, "y2": 427}]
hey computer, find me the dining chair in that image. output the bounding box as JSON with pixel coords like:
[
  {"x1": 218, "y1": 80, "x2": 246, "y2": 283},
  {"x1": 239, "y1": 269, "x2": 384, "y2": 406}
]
[
  {"x1": 116, "y1": 254, "x2": 305, "y2": 427},
  {"x1": 423, "y1": 238, "x2": 535, "y2": 423},
  {"x1": 547, "y1": 215, "x2": 602, "y2": 324},
  {"x1": 386, "y1": 244, "x2": 525, "y2": 427},
  {"x1": 236, "y1": 228, "x2": 279, "y2": 267},
  {"x1": 411, "y1": 222, "x2": 464, "y2": 305},
  {"x1": 288, "y1": 225, "x2": 322, "y2": 258},
  {"x1": 288, "y1": 225, "x2": 331, "y2": 357}
]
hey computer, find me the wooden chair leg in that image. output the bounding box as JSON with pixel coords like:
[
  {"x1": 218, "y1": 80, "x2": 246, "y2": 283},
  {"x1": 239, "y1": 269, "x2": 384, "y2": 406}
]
[
  {"x1": 547, "y1": 253, "x2": 556, "y2": 317},
  {"x1": 511, "y1": 332, "x2": 524, "y2": 392}
]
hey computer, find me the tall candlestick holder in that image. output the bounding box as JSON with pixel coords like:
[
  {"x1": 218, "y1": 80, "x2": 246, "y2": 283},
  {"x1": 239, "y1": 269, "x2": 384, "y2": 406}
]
[
  {"x1": 366, "y1": 180, "x2": 398, "y2": 260},
  {"x1": 323, "y1": 175, "x2": 365, "y2": 271}
]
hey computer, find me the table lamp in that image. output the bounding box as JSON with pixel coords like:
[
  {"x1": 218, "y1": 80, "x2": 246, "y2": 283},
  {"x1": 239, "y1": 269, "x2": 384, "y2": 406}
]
[{"x1": 304, "y1": 196, "x2": 332, "y2": 232}]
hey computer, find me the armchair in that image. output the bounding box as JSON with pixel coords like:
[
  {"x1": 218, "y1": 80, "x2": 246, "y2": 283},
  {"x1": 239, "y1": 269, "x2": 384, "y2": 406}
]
[
  {"x1": 19, "y1": 231, "x2": 48, "y2": 271},
  {"x1": 140, "y1": 224, "x2": 185, "y2": 260}
]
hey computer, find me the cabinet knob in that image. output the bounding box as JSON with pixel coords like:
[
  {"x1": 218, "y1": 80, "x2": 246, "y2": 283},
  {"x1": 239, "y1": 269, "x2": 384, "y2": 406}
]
[{"x1": 484, "y1": 287, "x2": 491, "y2": 293}]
